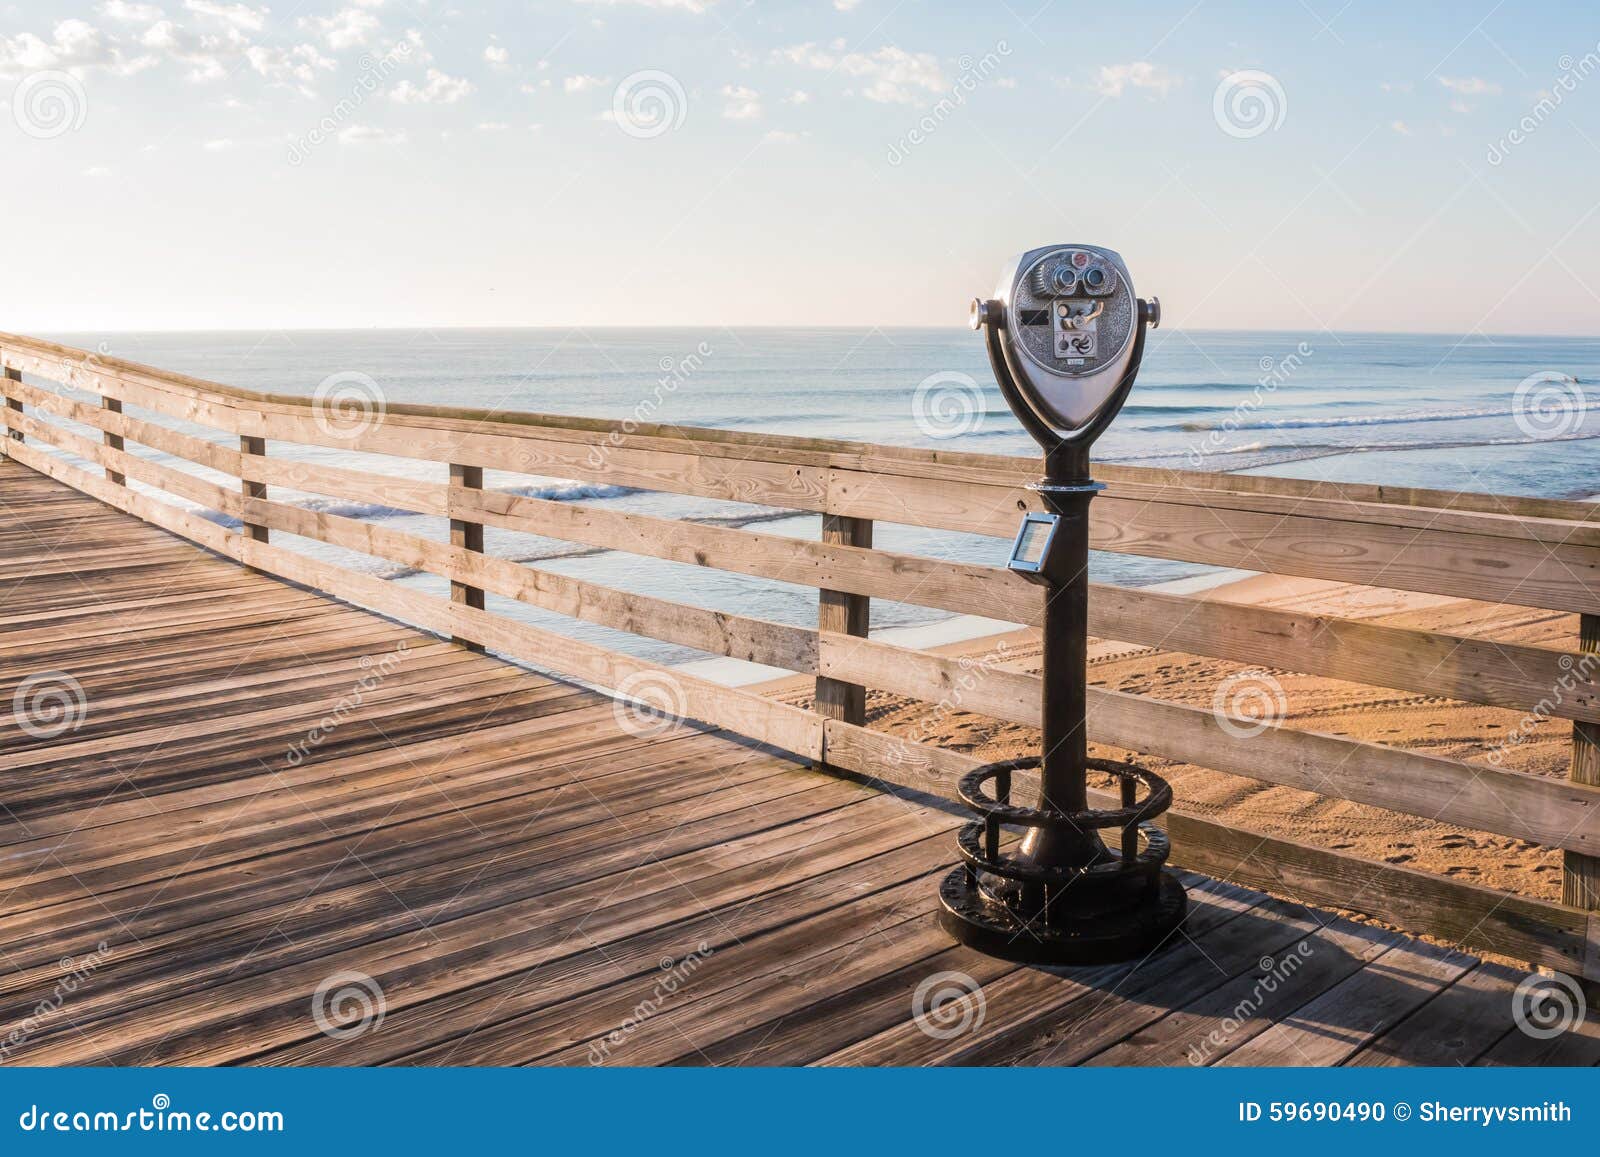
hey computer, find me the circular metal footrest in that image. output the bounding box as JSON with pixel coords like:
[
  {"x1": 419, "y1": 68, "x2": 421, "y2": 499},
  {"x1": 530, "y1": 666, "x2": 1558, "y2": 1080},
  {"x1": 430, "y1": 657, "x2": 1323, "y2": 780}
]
[
  {"x1": 938, "y1": 754, "x2": 1189, "y2": 964},
  {"x1": 956, "y1": 819, "x2": 1169, "y2": 886},
  {"x1": 958, "y1": 755, "x2": 1172, "y2": 830},
  {"x1": 956, "y1": 755, "x2": 1173, "y2": 889}
]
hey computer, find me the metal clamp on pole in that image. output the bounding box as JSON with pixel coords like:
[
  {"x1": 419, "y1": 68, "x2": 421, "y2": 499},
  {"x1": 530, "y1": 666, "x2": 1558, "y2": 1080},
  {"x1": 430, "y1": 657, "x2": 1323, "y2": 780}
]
[{"x1": 940, "y1": 244, "x2": 1186, "y2": 964}]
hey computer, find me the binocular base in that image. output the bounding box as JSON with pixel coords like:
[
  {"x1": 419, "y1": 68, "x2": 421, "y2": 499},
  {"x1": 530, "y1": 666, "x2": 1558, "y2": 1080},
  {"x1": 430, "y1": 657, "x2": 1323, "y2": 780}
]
[{"x1": 938, "y1": 865, "x2": 1188, "y2": 966}]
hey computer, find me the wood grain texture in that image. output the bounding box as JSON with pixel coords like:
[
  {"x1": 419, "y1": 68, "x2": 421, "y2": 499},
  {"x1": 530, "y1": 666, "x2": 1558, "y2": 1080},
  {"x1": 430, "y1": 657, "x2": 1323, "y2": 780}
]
[
  {"x1": 0, "y1": 459, "x2": 1557, "y2": 1067},
  {"x1": 1564, "y1": 614, "x2": 1600, "y2": 910},
  {"x1": 815, "y1": 514, "x2": 872, "y2": 728}
]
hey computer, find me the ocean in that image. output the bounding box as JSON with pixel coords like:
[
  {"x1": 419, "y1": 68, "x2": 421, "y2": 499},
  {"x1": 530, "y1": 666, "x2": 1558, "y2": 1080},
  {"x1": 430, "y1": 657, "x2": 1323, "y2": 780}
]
[{"x1": 38, "y1": 327, "x2": 1600, "y2": 667}]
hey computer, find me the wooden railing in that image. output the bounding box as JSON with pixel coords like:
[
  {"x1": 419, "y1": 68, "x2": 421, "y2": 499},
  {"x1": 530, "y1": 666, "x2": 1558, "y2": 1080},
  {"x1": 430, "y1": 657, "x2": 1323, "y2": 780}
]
[{"x1": 4, "y1": 331, "x2": 1600, "y2": 979}]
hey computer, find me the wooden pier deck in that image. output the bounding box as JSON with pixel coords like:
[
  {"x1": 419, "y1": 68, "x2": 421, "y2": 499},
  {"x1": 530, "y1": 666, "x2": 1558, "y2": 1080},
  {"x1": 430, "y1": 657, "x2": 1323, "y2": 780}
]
[{"x1": 3, "y1": 460, "x2": 1591, "y2": 1068}]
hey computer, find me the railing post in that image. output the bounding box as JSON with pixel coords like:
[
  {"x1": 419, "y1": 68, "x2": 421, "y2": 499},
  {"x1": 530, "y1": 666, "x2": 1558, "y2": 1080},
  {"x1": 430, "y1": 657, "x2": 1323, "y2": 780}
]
[
  {"x1": 4, "y1": 365, "x2": 21, "y2": 446},
  {"x1": 102, "y1": 396, "x2": 125, "y2": 485},
  {"x1": 239, "y1": 435, "x2": 268, "y2": 545},
  {"x1": 815, "y1": 514, "x2": 872, "y2": 730},
  {"x1": 449, "y1": 463, "x2": 485, "y2": 652},
  {"x1": 1562, "y1": 614, "x2": 1600, "y2": 939}
]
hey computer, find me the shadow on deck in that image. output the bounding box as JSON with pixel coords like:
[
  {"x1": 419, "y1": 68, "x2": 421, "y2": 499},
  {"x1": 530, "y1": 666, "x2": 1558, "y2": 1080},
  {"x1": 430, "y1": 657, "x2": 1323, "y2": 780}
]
[{"x1": 0, "y1": 461, "x2": 1589, "y2": 1067}]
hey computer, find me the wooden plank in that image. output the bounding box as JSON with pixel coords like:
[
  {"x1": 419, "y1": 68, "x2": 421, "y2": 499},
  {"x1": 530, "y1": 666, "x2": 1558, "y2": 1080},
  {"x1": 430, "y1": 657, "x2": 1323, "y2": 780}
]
[
  {"x1": 1345, "y1": 962, "x2": 1524, "y2": 1067},
  {"x1": 1564, "y1": 613, "x2": 1600, "y2": 909},
  {"x1": 21, "y1": 796, "x2": 944, "y2": 1065},
  {"x1": 818, "y1": 632, "x2": 1600, "y2": 858},
  {"x1": 705, "y1": 873, "x2": 1246, "y2": 1067},
  {"x1": 457, "y1": 484, "x2": 1042, "y2": 627},
  {"x1": 12, "y1": 337, "x2": 1600, "y2": 588},
  {"x1": 1216, "y1": 936, "x2": 1476, "y2": 1065},
  {"x1": 11, "y1": 444, "x2": 825, "y2": 763},
  {"x1": 466, "y1": 485, "x2": 1599, "y2": 721},
  {"x1": 1086, "y1": 918, "x2": 1405, "y2": 1066},
  {"x1": 815, "y1": 514, "x2": 872, "y2": 728},
  {"x1": 239, "y1": 434, "x2": 268, "y2": 545},
  {"x1": 821, "y1": 885, "x2": 1318, "y2": 1067},
  {"x1": 12, "y1": 339, "x2": 1600, "y2": 605},
  {"x1": 380, "y1": 850, "x2": 960, "y2": 1066},
  {"x1": 242, "y1": 495, "x2": 819, "y2": 674},
  {"x1": 448, "y1": 462, "x2": 485, "y2": 652},
  {"x1": 1091, "y1": 583, "x2": 1600, "y2": 724},
  {"x1": 1, "y1": 406, "x2": 242, "y2": 517},
  {"x1": 101, "y1": 395, "x2": 125, "y2": 485},
  {"x1": 2, "y1": 363, "x2": 20, "y2": 445}
]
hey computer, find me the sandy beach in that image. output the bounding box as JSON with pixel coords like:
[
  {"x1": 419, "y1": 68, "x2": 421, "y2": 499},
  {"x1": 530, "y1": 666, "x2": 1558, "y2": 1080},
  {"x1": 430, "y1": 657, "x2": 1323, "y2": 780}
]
[{"x1": 758, "y1": 573, "x2": 1579, "y2": 905}]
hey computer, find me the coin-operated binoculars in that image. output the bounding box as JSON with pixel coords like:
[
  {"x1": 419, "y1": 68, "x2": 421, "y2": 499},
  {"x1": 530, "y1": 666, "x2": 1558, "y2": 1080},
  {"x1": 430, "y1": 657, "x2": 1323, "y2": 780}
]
[{"x1": 942, "y1": 244, "x2": 1187, "y2": 964}]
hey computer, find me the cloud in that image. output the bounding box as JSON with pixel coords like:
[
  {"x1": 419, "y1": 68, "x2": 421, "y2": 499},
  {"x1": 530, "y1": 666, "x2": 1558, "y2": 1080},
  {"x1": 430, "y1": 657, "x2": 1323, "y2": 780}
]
[
  {"x1": 1089, "y1": 60, "x2": 1180, "y2": 98},
  {"x1": 203, "y1": 137, "x2": 234, "y2": 150},
  {"x1": 763, "y1": 129, "x2": 807, "y2": 142},
  {"x1": 1390, "y1": 119, "x2": 1410, "y2": 135},
  {"x1": 140, "y1": 18, "x2": 234, "y2": 81},
  {"x1": 1439, "y1": 75, "x2": 1500, "y2": 96},
  {"x1": 784, "y1": 89, "x2": 809, "y2": 104},
  {"x1": 245, "y1": 41, "x2": 333, "y2": 88},
  {"x1": 562, "y1": 73, "x2": 608, "y2": 93},
  {"x1": 475, "y1": 121, "x2": 509, "y2": 132},
  {"x1": 390, "y1": 68, "x2": 473, "y2": 103},
  {"x1": 720, "y1": 83, "x2": 761, "y2": 119},
  {"x1": 1379, "y1": 80, "x2": 1412, "y2": 93},
  {"x1": 776, "y1": 42, "x2": 945, "y2": 104},
  {"x1": 338, "y1": 123, "x2": 406, "y2": 144},
  {"x1": 182, "y1": 0, "x2": 267, "y2": 33},
  {"x1": 99, "y1": 1, "x2": 165, "y2": 21},
  {"x1": 834, "y1": 0, "x2": 860, "y2": 9},
  {"x1": 307, "y1": 7, "x2": 379, "y2": 50},
  {"x1": 83, "y1": 165, "x2": 114, "y2": 177},
  {"x1": 484, "y1": 42, "x2": 508, "y2": 68},
  {"x1": 572, "y1": 0, "x2": 715, "y2": 12},
  {"x1": 0, "y1": 18, "x2": 155, "y2": 77}
]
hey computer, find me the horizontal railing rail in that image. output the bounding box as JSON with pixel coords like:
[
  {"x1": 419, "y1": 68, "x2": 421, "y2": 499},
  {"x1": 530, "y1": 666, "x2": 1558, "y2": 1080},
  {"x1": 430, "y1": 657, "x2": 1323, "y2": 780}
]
[{"x1": 4, "y1": 331, "x2": 1599, "y2": 981}]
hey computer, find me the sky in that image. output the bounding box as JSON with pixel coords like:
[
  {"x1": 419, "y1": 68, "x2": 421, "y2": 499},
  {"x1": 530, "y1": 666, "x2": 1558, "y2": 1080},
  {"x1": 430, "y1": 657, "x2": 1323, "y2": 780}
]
[{"x1": 1, "y1": 0, "x2": 1598, "y2": 335}]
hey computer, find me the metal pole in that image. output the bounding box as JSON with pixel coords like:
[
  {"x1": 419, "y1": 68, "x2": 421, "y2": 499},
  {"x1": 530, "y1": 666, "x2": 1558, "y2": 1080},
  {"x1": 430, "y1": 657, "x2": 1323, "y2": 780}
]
[{"x1": 1020, "y1": 449, "x2": 1106, "y2": 879}]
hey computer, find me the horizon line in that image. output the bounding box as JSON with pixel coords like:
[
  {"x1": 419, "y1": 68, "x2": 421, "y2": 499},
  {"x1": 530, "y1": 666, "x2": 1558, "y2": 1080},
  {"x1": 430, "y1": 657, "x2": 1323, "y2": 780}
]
[{"x1": 26, "y1": 323, "x2": 1600, "y2": 343}]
